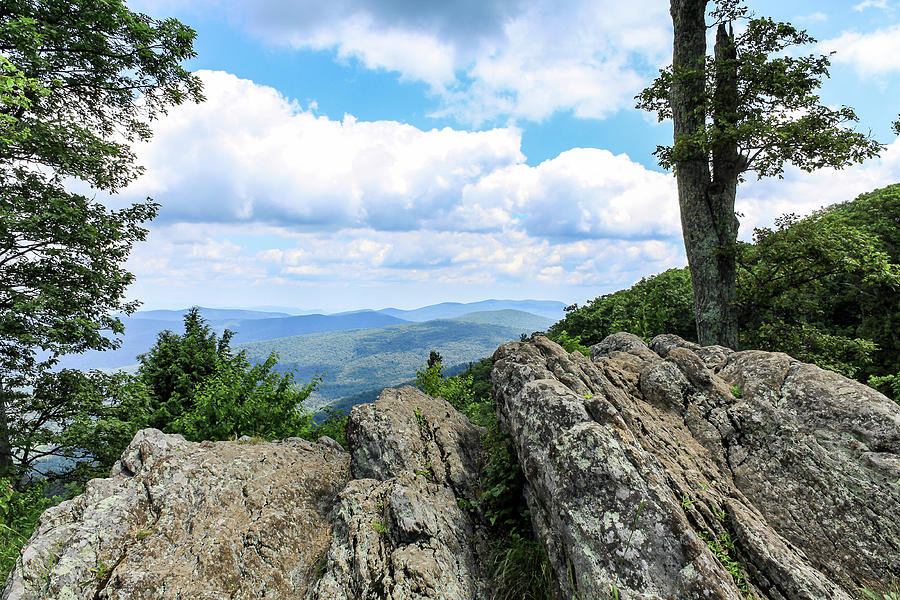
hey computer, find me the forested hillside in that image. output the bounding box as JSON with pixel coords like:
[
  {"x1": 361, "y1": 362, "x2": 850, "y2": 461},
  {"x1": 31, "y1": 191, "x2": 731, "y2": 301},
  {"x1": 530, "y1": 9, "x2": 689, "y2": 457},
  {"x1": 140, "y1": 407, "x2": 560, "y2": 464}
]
[{"x1": 238, "y1": 310, "x2": 552, "y2": 403}]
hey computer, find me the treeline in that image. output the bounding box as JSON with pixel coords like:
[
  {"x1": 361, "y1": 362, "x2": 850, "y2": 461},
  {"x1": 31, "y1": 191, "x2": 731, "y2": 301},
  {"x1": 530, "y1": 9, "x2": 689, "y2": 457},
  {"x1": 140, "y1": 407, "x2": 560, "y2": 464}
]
[{"x1": 550, "y1": 184, "x2": 900, "y2": 402}]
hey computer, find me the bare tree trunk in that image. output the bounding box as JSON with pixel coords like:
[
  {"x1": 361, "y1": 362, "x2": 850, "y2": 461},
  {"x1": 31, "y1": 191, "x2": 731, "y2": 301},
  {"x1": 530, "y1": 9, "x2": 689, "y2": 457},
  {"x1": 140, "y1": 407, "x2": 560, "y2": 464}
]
[
  {"x1": 0, "y1": 379, "x2": 13, "y2": 479},
  {"x1": 670, "y1": 0, "x2": 741, "y2": 349}
]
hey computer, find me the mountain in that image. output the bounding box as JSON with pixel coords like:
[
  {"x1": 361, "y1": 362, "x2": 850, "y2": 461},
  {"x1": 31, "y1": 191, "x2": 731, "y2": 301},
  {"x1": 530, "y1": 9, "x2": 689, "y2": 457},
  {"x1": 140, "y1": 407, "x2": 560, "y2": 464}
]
[
  {"x1": 54, "y1": 311, "x2": 410, "y2": 371},
  {"x1": 237, "y1": 314, "x2": 542, "y2": 404},
  {"x1": 378, "y1": 299, "x2": 566, "y2": 322},
  {"x1": 53, "y1": 304, "x2": 559, "y2": 374},
  {"x1": 452, "y1": 309, "x2": 553, "y2": 331},
  {"x1": 228, "y1": 311, "x2": 409, "y2": 344},
  {"x1": 129, "y1": 307, "x2": 292, "y2": 323}
]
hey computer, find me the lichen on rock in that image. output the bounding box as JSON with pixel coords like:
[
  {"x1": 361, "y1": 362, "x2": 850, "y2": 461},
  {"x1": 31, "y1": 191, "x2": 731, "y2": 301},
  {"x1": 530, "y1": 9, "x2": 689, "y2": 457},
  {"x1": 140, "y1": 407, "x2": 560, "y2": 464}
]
[{"x1": 492, "y1": 332, "x2": 900, "y2": 600}]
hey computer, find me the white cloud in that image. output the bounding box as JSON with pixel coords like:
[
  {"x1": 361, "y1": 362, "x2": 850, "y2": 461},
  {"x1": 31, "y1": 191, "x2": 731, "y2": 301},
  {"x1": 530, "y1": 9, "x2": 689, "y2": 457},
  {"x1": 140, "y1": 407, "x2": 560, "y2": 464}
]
[
  {"x1": 114, "y1": 70, "x2": 688, "y2": 309},
  {"x1": 118, "y1": 71, "x2": 680, "y2": 243},
  {"x1": 114, "y1": 70, "x2": 900, "y2": 312},
  {"x1": 134, "y1": 0, "x2": 670, "y2": 124},
  {"x1": 821, "y1": 24, "x2": 900, "y2": 75},
  {"x1": 853, "y1": 0, "x2": 889, "y2": 11}
]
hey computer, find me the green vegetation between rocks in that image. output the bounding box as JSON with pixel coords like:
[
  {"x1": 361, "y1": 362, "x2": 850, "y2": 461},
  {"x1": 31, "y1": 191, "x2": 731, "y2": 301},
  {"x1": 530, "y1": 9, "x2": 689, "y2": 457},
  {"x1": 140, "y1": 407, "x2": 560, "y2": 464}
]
[{"x1": 415, "y1": 358, "x2": 555, "y2": 600}]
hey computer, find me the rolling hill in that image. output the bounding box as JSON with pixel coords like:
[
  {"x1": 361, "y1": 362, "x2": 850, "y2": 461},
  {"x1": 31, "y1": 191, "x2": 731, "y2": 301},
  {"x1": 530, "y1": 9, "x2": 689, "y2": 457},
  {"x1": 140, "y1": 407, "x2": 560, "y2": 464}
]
[
  {"x1": 54, "y1": 310, "x2": 410, "y2": 371},
  {"x1": 237, "y1": 310, "x2": 552, "y2": 406}
]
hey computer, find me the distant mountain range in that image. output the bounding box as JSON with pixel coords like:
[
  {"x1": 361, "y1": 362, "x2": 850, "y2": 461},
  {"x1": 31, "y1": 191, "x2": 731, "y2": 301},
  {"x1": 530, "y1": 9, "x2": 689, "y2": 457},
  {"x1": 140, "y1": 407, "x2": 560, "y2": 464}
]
[
  {"x1": 54, "y1": 300, "x2": 564, "y2": 406},
  {"x1": 377, "y1": 299, "x2": 565, "y2": 322}
]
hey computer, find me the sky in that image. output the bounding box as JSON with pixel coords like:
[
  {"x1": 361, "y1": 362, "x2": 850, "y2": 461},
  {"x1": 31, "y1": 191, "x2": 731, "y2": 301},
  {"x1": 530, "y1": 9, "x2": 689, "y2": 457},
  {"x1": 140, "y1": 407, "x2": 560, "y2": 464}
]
[{"x1": 106, "y1": 0, "x2": 900, "y2": 312}]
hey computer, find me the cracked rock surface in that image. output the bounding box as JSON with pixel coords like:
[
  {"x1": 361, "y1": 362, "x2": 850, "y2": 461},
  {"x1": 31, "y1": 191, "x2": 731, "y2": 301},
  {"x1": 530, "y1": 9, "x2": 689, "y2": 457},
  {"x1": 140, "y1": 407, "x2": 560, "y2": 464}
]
[
  {"x1": 492, "y1": 333, "x2": 900, "y2": 600},
  {"x1": 307, "y1": 386, "x2": 489, "y2": 600},
  {"x1": 3, "y1": 429, "x2": 349, "y2": 600},
  {"x1": 6, "y1": 386, "x2": 489, "y2": 600}
]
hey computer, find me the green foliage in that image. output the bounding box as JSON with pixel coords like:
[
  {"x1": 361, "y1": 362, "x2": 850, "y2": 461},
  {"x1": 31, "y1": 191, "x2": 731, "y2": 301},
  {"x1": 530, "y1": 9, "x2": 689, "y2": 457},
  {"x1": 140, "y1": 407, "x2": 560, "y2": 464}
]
[
  {"x1": 138, "y1": 307, "x2": 239, "y2": 431},
  {"x1": 554, "y1": 185, "x2": 900, "y2": 391},
  {"x1": 0, "y1": 367, "x2": 149, "y2": 484},
  {"x1": 415, "y1": 353, "x2": 552, "y2": 599},
  {"x1": 306, "y1": 407, "x2": 350, "y2": 449},
  {"x1": 0, "y1": 0, "x2": 201, "y2": 477},
  {"x1": 637, "y1": 9, "x2": 881, "y2": 179},
  {"x1": 0, "y1": 0, "x2": 202, "y2": 190},
  {"x1": 699, "y1": 529, "x2": 752, "y2": 596},
  {"x1": 0, "y1": 478, "x2": 50, "y2": 581},
  {"x1": 479, "y1": 427, "x2": 529, "y2": 531},
  {"x1": 737, "y1": 190, "x2": 900, "y2": 380},
  {"x1": 487, "y1": 532, "x2": 554, "y2": 600},
  {"x1": 26, "y1": 370, "x2": 150, "y2": 483},
  {"x1": 742, "y1": 322, "x2": 875, "y2": 380},
  {"x1": 415, "y1": 361, "x2": 478, "y2": 417},
  {"x1": 860, "y1": 580, "x2": 900, "y2": 600},
  {"x1": 550, "y1": 268, "x2": 696, "y2": 347},
  {"x1": 171, "y1": 352, "x2": 320, "y2": 442},
  {"x1": 868, "y1": 373, "x2": 900, "y2": 405},
  {"x1": 547, "y1": 330, "x2": 590, "y2": 357}
]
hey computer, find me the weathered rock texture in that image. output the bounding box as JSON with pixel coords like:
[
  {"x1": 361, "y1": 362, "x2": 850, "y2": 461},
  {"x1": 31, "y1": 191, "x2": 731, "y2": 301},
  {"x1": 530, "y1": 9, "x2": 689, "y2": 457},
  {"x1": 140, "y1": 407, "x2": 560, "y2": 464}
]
[
  {"x1": 308, "y1": 386, "x2": 489, "y2": 600},
  {"x1": 3, "y1": 429, "x2": 349, "y2": 600},
  {"x1": 492, "y1": 333, "x2": 900, "y2": 600},
  {"x1": 5, "y1": 386, "x2": 489, "y2": 600},
  {"x1": 8, "y1": 335, "x2": 900, "y2": 600}
]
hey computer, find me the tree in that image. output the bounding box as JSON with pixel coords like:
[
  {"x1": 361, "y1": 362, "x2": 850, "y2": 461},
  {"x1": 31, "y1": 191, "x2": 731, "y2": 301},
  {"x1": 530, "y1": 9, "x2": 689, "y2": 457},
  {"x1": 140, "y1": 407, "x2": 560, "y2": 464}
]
[
  {"x1": 171, "y1": 352, "x2": 321, "y2": 442},
  {"x1": 0, "y1": 1, "x2": 202, "y2": 477},
  {"x1": 137, "y1": 308, "x2": 237, "y2": 430},
  {"x1": 427, "y1": 350, "x2": 443, "y2": 370},
  {"x1": 10, "y1": 369, "x2": 150, "y2": 483},
  {"x1": 637, "y1": 0, "x2": 881, "y2": 348}
]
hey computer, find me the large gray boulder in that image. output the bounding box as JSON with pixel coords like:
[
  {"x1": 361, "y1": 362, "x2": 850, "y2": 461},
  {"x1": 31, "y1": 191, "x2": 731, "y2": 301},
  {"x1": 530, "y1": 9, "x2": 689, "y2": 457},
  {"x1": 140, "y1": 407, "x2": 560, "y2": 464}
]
[
  {"x1": 492, "y1": 333, "x2": 900, "y2": 600},
  {"x1": 3, "y1": 429, "x2": 349, "y2": 600},
  {"x1": 308, "y1": 386, "x2": 490, "y2": 600}
]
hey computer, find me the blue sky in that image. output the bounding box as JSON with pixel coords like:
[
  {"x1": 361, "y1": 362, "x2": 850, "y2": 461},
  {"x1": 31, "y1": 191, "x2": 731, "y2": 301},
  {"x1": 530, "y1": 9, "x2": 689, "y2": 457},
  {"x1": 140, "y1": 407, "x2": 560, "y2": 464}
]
[{"x1": 112, "y1": 0, "x2": 900, "y2": 312}]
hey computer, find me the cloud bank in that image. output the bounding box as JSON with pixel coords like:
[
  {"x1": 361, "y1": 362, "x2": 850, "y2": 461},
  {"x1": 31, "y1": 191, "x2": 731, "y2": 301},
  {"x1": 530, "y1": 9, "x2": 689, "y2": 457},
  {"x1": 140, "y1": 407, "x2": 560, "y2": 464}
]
[{"x1": 112, "y1": 71, "x2": 900, "y2": 311}]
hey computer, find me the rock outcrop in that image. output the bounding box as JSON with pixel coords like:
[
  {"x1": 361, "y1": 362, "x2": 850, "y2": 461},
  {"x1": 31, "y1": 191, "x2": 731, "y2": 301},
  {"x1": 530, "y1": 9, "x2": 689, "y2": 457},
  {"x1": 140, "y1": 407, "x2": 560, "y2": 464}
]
[
  {"x1": 492, "y1": 333, "x2": 900, "y2": 599},
  {"x1": 7, "y1": 333, "x2": 900, "y2": 600},
  {"x1": 4, "y1": 387, "x2": 489, "y2": 600},
  {"x1": 308, "y1": 386, "x2": 490, "y2": 600},
  {"x1": 3, "y1": 429, "x2": 349, "y2": 600}
]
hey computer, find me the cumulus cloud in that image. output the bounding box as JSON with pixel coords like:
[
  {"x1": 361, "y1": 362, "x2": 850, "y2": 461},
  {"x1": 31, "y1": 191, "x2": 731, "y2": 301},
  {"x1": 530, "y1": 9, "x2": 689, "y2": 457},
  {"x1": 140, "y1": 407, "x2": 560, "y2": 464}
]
[
  {"x1": 821, "y1": 24, "x2": 900, "y2": 75},
  {"x1": 111, "y1": 70, "x2": 689, "y2": 308},
  {"x1": 112, "y1": 71, "x2": 900, "y2": 312},
  {"x1": 117, "y1": 71, "x2": 680, "y2": 243}
]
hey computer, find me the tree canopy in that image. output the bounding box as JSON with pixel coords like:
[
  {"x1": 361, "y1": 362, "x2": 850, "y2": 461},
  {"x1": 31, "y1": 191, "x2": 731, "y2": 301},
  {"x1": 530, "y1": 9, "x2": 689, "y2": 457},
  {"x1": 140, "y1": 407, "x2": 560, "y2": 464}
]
[
  {"x1": 553, "y1": 184, "x2": 900, "y2": 399},
  {"x1": 0, "y1": 0, "x2": 202, "y2": 478}
]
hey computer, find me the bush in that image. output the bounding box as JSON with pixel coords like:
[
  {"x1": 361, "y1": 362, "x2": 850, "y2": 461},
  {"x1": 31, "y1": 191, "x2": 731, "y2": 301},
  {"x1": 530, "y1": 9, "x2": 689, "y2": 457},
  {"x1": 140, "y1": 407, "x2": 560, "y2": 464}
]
[
  {"x1": 546, "y1": 330, "x2": 589, "y2": 357},
  {"x1": 0, "y1": 480, "x2": 51, "y2": 581},
  {"x1": 550, "y1": 268, "x2": 696, "y2": 347},
  {"x1": 171, "y1": 352, "x2": 320, "y2": 442}
]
